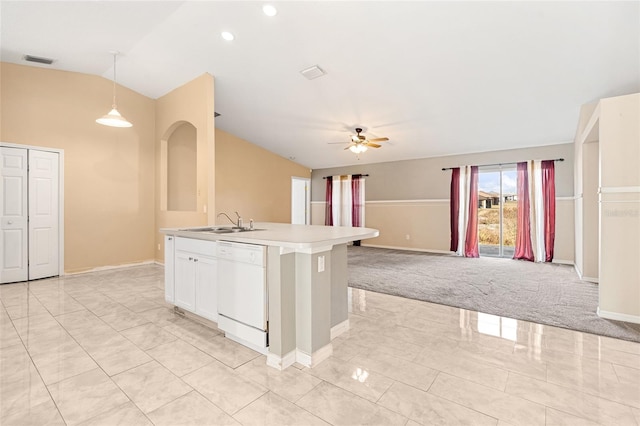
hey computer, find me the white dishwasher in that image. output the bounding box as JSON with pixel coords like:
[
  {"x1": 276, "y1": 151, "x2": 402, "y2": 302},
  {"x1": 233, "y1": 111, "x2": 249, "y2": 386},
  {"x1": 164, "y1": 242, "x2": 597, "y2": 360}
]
[{"x1": 217, "y1": 241, "x2": 268, "y2": 352}]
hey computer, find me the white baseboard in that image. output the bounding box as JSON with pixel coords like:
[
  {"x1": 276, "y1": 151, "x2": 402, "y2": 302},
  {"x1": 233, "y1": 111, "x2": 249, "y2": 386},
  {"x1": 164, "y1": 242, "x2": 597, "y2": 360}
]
[
  {"x1": 330, "y1": 319, "x2": 349, "y2": 340},
  {"x1": 582, "y1": 276, "x2": 599, "y2": 283},
  {"x1": 597, "y1": 307, "x2": 640, "y2": 324},
  {"x1": 296, "y1": 344, "x2": 333, "y2": 368},
  {"x1": 552, "y1": 259, "x2": 574, "y2": 266},
  {"x1": 361, "y1": 243, "x2": 452, "y2": 255},
  {"x1": 66, "y1": 260, "x2": 157, "y2": 275},
  {"x1": 266, "y1": 350, "x2": 296, "y2": 370}
]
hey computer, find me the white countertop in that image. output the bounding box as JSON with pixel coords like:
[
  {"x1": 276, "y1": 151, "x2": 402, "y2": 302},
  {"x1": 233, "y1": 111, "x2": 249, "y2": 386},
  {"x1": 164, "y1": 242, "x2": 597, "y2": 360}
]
[{"x1": 160, "y1": 222, "x2": 379, "y2": 251}]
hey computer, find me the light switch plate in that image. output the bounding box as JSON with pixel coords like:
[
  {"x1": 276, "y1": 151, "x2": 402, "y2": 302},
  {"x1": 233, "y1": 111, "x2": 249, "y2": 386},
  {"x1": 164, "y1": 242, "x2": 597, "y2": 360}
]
[{"x1": 318, "y1": 255, "x2": 325, "y2": 272}]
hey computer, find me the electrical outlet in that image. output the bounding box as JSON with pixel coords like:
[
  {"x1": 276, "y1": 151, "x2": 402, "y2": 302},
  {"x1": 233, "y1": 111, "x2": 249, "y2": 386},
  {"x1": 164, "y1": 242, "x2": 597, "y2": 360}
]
[
  {"x1": 318, "y1": 255, "x2": 325, "y2": 272},
  {"x1": 405, "y1": 234, "x2": 411, "y2": 240}
]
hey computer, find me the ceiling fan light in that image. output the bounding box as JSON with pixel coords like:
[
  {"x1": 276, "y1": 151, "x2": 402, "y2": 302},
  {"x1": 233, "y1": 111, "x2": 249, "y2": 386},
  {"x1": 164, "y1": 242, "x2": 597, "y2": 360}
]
[
  {"x1": 349, "y1": 144, "x2": 367, "y2": 154},
  {"x1": 262, "y1": 4, "x2": 277, "y2": 16},
  {"x1": 96, "y1": 108, "x2": 132, "y2": 128}
]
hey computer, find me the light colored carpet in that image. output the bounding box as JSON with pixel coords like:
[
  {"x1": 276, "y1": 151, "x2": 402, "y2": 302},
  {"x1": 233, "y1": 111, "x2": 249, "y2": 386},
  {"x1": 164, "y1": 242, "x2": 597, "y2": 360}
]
[{"x1": 348, "y1": 246, "x2": 640, "y2": 343}]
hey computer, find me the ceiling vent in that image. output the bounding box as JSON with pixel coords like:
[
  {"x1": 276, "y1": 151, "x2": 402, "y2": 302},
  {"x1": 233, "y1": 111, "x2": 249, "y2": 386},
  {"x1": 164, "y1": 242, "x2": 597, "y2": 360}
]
[
  {"x1": 300, "y1": 65, "x2": 326, "y2": 80},
  {"x1": 23, "y1": 54, "x2": 54, "y2": 65}
]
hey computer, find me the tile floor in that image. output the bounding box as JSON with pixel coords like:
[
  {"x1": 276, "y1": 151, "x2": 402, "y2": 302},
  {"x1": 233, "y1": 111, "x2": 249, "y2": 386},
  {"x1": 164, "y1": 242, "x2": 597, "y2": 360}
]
[{"x1": 1, "y1": 264, "x2": 639, "y2": 425}]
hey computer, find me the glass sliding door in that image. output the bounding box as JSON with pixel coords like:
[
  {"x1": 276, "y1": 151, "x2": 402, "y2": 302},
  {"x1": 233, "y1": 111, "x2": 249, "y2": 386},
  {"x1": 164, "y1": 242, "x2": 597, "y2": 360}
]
[{"x1": 478, "y1": 166, "x2": 517, "y2": 257}]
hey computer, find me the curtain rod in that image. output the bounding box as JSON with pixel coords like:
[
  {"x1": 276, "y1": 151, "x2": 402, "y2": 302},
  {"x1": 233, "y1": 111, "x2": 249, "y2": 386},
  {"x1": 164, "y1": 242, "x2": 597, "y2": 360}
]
[
  {"x1": 322, "y1": 174, "x2": 369, "y2": 179},
  {"x1": 441, "y1": 158, "x2": 564, "y2": 171}
]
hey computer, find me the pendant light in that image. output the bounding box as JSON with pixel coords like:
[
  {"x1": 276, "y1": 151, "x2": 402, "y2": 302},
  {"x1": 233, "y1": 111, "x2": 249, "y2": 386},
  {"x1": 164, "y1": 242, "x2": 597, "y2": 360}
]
[{"x1": 96, "y1": 52, "x2": 132, "y2": 128}]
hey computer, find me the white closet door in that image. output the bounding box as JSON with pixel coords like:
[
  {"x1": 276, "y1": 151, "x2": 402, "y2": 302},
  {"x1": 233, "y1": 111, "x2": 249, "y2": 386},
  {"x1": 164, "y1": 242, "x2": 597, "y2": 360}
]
[
  {"x1": 0, "y1": 147, "x2": 28, "y2": 283},
  {"x1": 28, "y1": 150, "x2": 59, "y2": 280}
]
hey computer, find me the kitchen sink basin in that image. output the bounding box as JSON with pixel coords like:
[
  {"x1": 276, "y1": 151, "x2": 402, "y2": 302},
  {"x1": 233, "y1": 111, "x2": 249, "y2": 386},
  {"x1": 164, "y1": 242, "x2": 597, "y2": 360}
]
[{"x1": 180, "y1": 226, "x2": 262, "y2": 233}]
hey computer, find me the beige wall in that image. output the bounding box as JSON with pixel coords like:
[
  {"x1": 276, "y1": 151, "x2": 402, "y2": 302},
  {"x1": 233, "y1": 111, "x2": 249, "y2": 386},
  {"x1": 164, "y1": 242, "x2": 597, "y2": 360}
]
[
  {"x1": 597, "y1": 93, "x2": 640, "y2": 321},
  {"x1": 311, "y1": 143, "x2": 575, "y2": 262},
  {"x1": 155, "y1": 73, "x2": 215, "y2": 262},
  {"x1": 215, "y1": 128, "x2": 311, "y2": 223},
  {"x1": 0, "y1": 63, "x2": 156, "y2": 272}
]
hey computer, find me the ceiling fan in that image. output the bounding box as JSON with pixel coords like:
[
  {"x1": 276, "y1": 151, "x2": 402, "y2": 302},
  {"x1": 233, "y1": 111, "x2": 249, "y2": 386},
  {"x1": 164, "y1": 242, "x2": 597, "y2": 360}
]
[{"x1": 330, "y1": 128, "x2": 389, "y2": 154}]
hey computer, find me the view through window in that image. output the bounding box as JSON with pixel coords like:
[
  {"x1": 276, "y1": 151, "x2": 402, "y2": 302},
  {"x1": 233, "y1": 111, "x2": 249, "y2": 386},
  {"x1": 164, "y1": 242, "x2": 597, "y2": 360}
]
[{"x1": 478, "y1": 167, "x2": 517, "y2": 257}]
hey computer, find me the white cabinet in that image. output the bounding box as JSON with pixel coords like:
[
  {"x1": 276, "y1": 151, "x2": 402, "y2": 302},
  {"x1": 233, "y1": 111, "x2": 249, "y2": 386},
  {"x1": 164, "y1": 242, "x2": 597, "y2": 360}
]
[
  {"x1": 194, "y1": 255, "x2": 217, "y2": 321},
  {"x1": 167, "y1": 237, "x2": 218, "y2": 322},
  {"x1": 164, "y1": 235, "x2": 175, "y2": 303}
]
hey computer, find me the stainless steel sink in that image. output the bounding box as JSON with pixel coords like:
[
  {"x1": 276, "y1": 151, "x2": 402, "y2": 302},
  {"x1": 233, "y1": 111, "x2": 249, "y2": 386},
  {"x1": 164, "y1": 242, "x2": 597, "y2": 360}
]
[{"x1": 180, "y1": 226, "x2": 262, "y2": 234}]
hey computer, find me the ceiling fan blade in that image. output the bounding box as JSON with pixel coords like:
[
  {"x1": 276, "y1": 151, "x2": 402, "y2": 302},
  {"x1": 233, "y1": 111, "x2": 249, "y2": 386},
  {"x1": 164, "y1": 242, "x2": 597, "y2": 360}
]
[
  {"x1": 328, "y1": 142, "x2": 349, "y2": 144},
  {"x1": 366, "y1": 143, "x2": 382, "y2": 148},
  {"x1": 344, "y1": 145, "x2": 353, "y2": 150},
  {"x1": 368, "y1": 137, "x2": 389, "y2": 142}
]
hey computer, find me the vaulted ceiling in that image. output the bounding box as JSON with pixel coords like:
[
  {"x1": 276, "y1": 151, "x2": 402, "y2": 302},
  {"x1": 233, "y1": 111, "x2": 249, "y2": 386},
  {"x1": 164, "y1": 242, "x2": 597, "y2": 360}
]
[{"x1": 2, "y1": 1, "x2": 638, "y2": 169}]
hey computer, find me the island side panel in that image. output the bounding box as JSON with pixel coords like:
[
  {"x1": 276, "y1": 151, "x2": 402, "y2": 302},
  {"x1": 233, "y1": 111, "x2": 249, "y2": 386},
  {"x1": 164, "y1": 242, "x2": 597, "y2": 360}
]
[
  {"x1": 330, "y1": 244, "x2": 348, "y2": 330},
  {"x1": 266, "y1": 247, "x2": 296, "y2": 362},
  {"x1": 295, "y1": 250, "x2": 332, "y2": 363}
]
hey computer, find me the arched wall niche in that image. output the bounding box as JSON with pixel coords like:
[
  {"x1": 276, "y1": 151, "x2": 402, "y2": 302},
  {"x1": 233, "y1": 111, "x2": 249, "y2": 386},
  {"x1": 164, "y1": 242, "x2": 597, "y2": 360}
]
[{"x1": 161, "y1": 120, "x2": 197, "y2": 212}]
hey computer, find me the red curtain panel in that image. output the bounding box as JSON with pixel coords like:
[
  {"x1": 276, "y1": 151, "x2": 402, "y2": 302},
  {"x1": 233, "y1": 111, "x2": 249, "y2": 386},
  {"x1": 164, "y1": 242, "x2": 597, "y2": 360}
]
[
  {"x1": 324, "y1": 177, "x2": 333, "y2": 226},
  {"x1": 351, "y1": 176, "x2": 363, "y2": 227},
  {"x1": 464, "y1": 166, "x2": 479, "y2": 258},
  {"x1": 450, "y1": 168, "x2": 460, "y2": 252},
  {"x1": 514, "y1": 162, "x2": 534, "y2": 261},
  {"x1": 542, "y1": 160, "x2": 556, "y2": 262}
]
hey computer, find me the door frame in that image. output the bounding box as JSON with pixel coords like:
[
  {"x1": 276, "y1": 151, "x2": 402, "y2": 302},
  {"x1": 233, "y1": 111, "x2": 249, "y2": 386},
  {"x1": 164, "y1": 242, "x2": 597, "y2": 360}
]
[
  {"x1": 1, "y1": 142, "x2": 65, "y2": 277},
  {"x1": 291, "y1": 177, "x2": 310, "y2": 225}
]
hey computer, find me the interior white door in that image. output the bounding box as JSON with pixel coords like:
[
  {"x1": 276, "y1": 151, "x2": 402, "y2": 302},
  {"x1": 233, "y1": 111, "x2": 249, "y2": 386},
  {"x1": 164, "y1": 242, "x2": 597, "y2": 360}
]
[
  {"x1": 0, "y1": 147, "x2": 28, "y2": 283},
  {"x1": 291, "y1": 177, "x2": 310, "y2": 225},
  {"x1": 28, "y1": 150, "x2": 59, "y2": 280}
]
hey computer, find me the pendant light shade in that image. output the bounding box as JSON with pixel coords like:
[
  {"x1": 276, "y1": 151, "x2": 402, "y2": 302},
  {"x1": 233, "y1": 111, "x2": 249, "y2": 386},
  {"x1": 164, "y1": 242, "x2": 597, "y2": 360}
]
[{"x1": 96, "y1": 52, "x2": 132, "y2": 128}]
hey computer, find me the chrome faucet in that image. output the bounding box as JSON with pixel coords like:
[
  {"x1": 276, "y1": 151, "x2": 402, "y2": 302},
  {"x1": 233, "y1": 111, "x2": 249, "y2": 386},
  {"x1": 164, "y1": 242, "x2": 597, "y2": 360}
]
[{"x1": 217, "y1": 211, "x2": 243, "y2": 228}]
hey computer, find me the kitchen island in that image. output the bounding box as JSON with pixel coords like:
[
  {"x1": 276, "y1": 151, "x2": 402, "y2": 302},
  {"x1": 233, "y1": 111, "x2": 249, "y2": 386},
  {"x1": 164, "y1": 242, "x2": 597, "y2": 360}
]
[{"x1": 161, "y1": 222, "x2": 379, "y2": 370}]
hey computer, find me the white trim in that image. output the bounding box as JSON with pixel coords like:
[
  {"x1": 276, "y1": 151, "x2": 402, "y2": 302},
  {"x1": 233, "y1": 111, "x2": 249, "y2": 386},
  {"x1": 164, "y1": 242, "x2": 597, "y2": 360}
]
[
  {"x1": 65, "y1": 260, "x2": 157, "y2": 275},
  {"x1": 552, "y1": 259, "x2": 574, "y2": 266},
  {"x1": 582, "y1": 276, "x2": 599, "y2": 283},
  {"x1": 361, "y1": 243, "x2": 453, "y2": 255},
  {"x1": 311, "y1": 201, "x2": 325, "y2": 204},
  {"x1": 330, "y1": 319, "x2": 349, "y2": 340},
  {"x1": 295, "y1": 344, "x2": 333, "y2": 368},
  {"x1": 600, "y1": 200, "x2": 640, "y2": 204},
  {"x1": 291, "y1": 176, "x2": 311, "y2": 225},
  {"x1": 578, "y1": 102, "x2": 600, "y2": 145},
  {"x1": 597, "y1": 308, "x2": 640, "y2": 325},
  {"x1": 574, "y1": 264, "x2": 583, "y2": 280},
  {"x1": 266, "y1": 350, "x2": 296, "y2": 370},
  {"x1": 556, "y1": 196, "x2": 576, "y2": 201},
  {"x1": 599, "y1": 186, "x2": 640, "y2": 194}
]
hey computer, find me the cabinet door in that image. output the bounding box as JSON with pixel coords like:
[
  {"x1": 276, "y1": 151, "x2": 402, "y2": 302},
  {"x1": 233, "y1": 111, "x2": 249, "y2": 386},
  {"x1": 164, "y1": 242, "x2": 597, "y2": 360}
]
[
  {"x1": 195, "y1": 255, "x2": 217, "y2": 322},
  {"x1": 164, "y1": 236, "x2": 175, "y2": 303},
  {"x1": 174, "y1": 250, "x2": 196, "y2": 312}
]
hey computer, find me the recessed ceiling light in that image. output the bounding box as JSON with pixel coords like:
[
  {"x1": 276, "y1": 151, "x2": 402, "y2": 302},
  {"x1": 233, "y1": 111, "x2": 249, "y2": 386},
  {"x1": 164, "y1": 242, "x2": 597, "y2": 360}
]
[
  {"x1": 221, "y1": 31, "x2": 234, "y2": 41},
  {"x1": 263, "y1": 5, "x2": 277, "y2": 17}
]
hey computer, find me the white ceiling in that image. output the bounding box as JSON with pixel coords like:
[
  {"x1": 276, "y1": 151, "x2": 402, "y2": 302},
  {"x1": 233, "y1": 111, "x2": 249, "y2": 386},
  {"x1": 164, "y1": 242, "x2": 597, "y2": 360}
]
[{"x1": 2, "y1": 1, "x2": 638, "y2": 169}]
